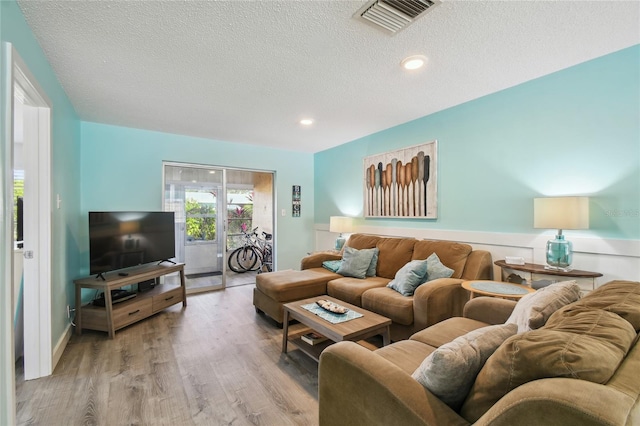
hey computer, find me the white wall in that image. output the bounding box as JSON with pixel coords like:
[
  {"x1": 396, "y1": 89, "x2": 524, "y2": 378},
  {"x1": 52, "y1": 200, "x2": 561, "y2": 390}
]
[{"x1": 315, "y1": 224, "x2": 640, "y2": 287}]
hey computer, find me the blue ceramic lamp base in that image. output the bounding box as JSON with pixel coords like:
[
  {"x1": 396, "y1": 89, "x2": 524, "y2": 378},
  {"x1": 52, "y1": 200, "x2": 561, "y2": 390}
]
[{"x1": 335, "y1": 235, "x2": 346, "y2": 251}]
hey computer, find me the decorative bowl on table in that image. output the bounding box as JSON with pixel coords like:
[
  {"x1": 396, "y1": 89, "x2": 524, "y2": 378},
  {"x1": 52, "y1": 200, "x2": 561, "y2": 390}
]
[{"x1": 316, "y1": 299, "x2": 349, "y2": 315}]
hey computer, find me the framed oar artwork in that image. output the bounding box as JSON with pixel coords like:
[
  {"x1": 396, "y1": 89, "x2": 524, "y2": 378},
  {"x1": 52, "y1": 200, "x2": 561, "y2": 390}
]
[{"x1": 363, "y1": 140, "x2": 437, "y2": 219}]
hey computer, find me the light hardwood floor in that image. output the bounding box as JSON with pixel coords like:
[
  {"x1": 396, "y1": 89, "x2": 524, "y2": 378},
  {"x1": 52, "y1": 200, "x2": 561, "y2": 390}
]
[{"x1": 15, "y1": 284, "x2": 320, "y2": 426}]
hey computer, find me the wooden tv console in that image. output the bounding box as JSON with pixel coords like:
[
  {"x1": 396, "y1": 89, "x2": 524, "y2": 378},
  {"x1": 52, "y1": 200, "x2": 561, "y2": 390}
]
[{"x1": 74, "y1": 263, "x2": 186, "y2": 338}]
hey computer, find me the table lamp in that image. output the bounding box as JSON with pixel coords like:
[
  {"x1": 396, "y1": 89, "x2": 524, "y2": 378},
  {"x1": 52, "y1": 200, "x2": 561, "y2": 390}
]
[
  {"x1": 329, "y1": 216, "x2": 353, "y2": 250},
  {"x1": 534, "y1": 196, "x2": 589, "y2": 271}
]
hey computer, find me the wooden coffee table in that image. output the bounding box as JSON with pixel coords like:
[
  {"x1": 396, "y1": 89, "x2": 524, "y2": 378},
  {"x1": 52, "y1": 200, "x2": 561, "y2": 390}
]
[{"x1": 282, "y1": 296, "x2": 391, "y2": 362}]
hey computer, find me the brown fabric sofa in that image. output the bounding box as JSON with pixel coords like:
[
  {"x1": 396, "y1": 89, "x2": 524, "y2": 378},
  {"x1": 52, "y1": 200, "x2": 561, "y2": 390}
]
[
  {"x1": 253, "y1": 233, "x2": 492, "y2": 340},
  {"x1": 318, "y1": 280, "x2": 640, "y2": 426}
]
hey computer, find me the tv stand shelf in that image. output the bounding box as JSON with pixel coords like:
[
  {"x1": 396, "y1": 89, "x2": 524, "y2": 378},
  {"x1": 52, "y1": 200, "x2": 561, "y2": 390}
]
[{"x1": 74, "y1": 263, "x2": 186, "y2": 338}]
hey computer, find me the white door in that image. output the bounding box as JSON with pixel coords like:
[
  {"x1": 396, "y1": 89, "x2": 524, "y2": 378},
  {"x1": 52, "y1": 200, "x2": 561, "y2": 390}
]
[
  {"x1": 164, "y1": 163, "x2": 226, "y2": 293},
  {"x1": 1, "y1": 41, "x2": 18, "y2": 426},
  {"x1": 20, "y1": 100, "x2": 52, "y2": 380}
]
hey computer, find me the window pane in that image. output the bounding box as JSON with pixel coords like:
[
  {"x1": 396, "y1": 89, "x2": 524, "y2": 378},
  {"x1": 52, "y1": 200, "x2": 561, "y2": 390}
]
[
  {"x1": 227, "y1": 189, "x2": 254, "y2": 249},
  {"x1": 186, "y1": 189, "x2": 216, "y2": 242},
  {"x1": 14, "y1": 170, "x2": 24, "y2": 241}
]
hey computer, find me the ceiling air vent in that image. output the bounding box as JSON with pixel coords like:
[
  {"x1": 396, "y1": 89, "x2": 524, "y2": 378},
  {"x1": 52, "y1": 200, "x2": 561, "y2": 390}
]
[{"x1": 354, "y1": 0, "x2": 441, "y2": 35}]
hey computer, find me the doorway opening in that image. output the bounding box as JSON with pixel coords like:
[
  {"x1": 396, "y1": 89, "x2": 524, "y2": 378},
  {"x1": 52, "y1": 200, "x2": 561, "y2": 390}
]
[
  {"x1": 12, "y1": 92, "x2": 25, "y2": 368},
  {"x1": 10, "y1": 47, "x2": 53, "y2": 382},
  {"x1": 163, "y1": 162, "x2": 275, "y2": 293},
  {"x1": 1, "y1": 42, "x2": 53, "y2": 426}
]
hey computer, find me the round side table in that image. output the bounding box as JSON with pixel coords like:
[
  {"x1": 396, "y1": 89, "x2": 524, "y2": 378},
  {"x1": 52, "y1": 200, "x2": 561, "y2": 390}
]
[{"x1": 462, "y1": 280, "x2": 535, "y2": 300}]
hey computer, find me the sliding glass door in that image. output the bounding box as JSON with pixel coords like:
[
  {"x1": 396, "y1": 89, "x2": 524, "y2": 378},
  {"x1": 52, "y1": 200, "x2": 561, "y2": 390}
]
[
  {"x1": 163, "y1": 162, "x2": 275, "y2": 293},
  {"x1": 164, "y1": 164, "x2": 225, "y2": 292}
]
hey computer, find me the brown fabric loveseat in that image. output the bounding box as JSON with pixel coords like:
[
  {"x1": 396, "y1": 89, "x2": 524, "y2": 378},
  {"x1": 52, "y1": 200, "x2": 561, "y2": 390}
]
[
  {"x1": 253, "y1": 233, "x2": 492, "y2": 340},
  {"x1": 318, "y1": 280, "x2": 640, "y2": 426}
]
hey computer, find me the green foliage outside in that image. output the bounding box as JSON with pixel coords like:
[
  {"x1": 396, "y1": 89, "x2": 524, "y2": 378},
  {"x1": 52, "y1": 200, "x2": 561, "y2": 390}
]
[
  {"x1": 227, "y1": 204, "x2": 253, "y2": 233},
  {"x1": 14, "y1": 179, "x2": 24, "y2": 240},
  {"x1": 183, "y1": 188, "x2": 255, "y2": 248},
  {"x1": 226, "y1": 190, "x2": 254, "y2": 249},
  {"x1": 227, "y1": 204, "x2": 253, "y2": 249},
  {"x1": 185, "y1": 198, "x2": 216, "y2": 241}
]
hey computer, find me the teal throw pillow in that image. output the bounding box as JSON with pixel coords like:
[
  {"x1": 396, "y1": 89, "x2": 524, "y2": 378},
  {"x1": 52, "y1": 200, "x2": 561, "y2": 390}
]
[
  {"x1": 422, "y1": 252, "x2": 454, "y2": 283},
  {"x1": 322, "y1": 260, "x2": 342, "y2": 273},
  {"x1": 336, "y1": 246, "x2": 377, "y2": 279},
  {"x1": 365, "y1": 248, "x2": 380, "y2": 277},
  {"x1": 387, "y1": 259, "x2": 430, "y2": 296}
]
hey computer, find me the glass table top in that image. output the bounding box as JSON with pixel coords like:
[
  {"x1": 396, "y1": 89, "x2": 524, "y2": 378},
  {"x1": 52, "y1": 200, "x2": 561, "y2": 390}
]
[{"x1": 469, "y1": 281, "x2": 531, "y2": 295}]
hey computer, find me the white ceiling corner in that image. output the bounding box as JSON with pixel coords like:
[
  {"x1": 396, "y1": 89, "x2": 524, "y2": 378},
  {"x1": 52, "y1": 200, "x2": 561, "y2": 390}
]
[{"x1": 16, "y1": 0, "x2": 640, "y2": 153}]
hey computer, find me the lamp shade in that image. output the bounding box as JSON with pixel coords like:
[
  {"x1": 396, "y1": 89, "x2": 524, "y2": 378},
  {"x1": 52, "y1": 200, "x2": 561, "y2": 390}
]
[
  {"x1": 119, "y1": 221, "x2": 140, "y2": 234},
  {"x1": 534, "y1": 197, "x2": 589, "y2": 230},
  {"x1": 329, "y1": 216, "x2": 353, "y2": 233}
]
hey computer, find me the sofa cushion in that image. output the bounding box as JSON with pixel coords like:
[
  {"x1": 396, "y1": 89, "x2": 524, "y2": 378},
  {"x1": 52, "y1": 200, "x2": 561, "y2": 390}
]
[
  {"x1": 412, "y1": 323, "x2": 518, "y2": 410},
  {"x1": 461, "y1": 308, "x2": 637, "y2": 423},
  {"x1": 345, "y1": 233, "x2": 382, "y2": 250},
  {"x1": 336, "y1": 246, "x2": 377, "y2": 279},
  {"x1": 327, "y1": 277, "x2": 390, "y2": 307},
  {"x1": 387, "y1": 259, "x2": 430, "y2": 296},
  {"x1": 362, "y1": 287, "x2": 414, "y2": 325},
  {"x1": 410, "y1": 317, "x2": 490, "y2": 348},
  {"x1": 375, "y1": 237, "x2": 417, "y2": 279},
  {"x1": 365, "y1": 248, "x2": 380, "y2": 277},
  {"x1": 423, "y1": 253, "x2": 454, "y2": 283},
  {"x1": 567, "y1": 280, "x2": 640, "y2": 331},
  {"x1": 255, "y1": 269, "x2": 338, "y2": 302},
  {"x1": 374, "y1": 339, "x2": 436, "y2": 375},
  {"x1": 412, "y1": 240, "x2": 472, "y2": 279},
  {"x1": 505, "y1": 280, "x2": 581, "y2": 333}
]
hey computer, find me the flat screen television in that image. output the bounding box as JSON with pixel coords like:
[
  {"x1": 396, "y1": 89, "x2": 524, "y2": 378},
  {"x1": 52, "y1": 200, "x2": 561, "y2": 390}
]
[{"x1": 89, "y1": 211, "x2": 176, "y2": 276}]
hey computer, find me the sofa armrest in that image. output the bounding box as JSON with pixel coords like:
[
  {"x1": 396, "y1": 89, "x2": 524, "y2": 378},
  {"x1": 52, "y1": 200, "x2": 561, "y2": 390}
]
[
  {"x1": 474, "y1": 378, "x2": 634, "y2": 426},
  {"x1": 319, "y1": 341, "x2": 470, "y2": 426},
  {"x1": 300, "y1": 251, "x2": 342, "y2": 270},
  {"x1": 460, "y1": 250, "x2": 492, "y2": 281},
  {"x1": 463, "y1": 297, "x2": 516, "y2": 325},
  {"x1": 413, "y1": 278, "x2": 469, "y2": 331}
]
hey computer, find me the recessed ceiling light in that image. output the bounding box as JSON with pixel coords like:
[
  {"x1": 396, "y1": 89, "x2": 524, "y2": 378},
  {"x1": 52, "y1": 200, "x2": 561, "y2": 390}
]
[
  {"x1": 300, "y1": 118, "x2": 314, "y2": 126},
  {"x1": 401, "y1": 55, "x2": 427, "y2": 70}
]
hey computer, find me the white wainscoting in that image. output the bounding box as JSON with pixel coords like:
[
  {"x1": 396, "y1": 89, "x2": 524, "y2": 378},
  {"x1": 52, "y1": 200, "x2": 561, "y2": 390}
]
[{"x1": 315, "y1": 224, "x2": 640, "y2": 287}]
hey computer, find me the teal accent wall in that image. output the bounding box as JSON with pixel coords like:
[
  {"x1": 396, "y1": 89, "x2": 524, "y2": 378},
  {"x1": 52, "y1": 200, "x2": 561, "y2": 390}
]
[
  {"x1": 0, "y1": 2, "x2": 636, "y2": 406},
  {"x1": 315, "y1": 45, "x2": 640, "y2": 240},
  {"x1": 1, "y1": 0, "x2": 82, "y2": 356},
  {"x1": 80, "y1": 122, "x2": 315, "y2": 273}
]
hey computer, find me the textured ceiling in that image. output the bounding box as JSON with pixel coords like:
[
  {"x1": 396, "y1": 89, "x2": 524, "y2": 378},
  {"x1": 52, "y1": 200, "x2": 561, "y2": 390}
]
[{"x1": 17, "y1": 0, "x2": 640, "y2": 153}]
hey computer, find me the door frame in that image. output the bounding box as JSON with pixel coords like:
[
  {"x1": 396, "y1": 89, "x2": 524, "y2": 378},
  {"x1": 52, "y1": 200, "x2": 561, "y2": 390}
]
[
  {"x1": 21, "y1": 98, "x2": 52, "y2": 381},
  {"x1": 163, "y1": 162, "x2": 227, "y2": 292},
  {"x1": 182, "y1": 182, "x2": 224, "y2": 275},
  {"x1": 1, "y1": 43, "x2": 53, "y2": 390},
  {"x1": 1, "y1": 41, "x2": 17, "y2": 426}
]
